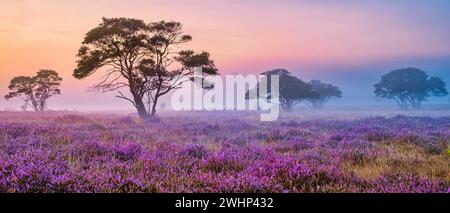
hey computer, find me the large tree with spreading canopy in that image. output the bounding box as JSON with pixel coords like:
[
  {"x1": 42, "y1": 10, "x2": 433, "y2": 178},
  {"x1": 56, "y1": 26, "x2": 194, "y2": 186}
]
[
  {"x1": 73, "y1": 17, "x2": 218, "y2": 118},
  {"x1": 5, "y1": 69, "x2": 62, "y2": 111},
  {"x1": 306, "y1": 80, "x2": 342, "y2": 109},
  {"x1": 246, "y1": 69, "x2": 311, "y2": 111},
  {"x1": 374, "y1": 67, "x2": 448, "y2": 109}
]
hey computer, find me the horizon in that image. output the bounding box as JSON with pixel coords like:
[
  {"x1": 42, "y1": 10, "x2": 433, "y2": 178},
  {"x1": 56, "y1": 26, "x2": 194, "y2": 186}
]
[{"x1": 1, "y1": 0, "x2": 450, "y2": 110}]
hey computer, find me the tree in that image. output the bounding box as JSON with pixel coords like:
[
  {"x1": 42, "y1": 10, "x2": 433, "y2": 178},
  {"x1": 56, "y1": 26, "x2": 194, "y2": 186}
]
[
  {"x1": 306, "y1": 80, "x2": 342, "y2": 109},
  {"x1": 5, "y1": 69, "x2": 62, "y2": 111},
  {"x1": 73, "y1": 17, "x2": 218, "y2": 119},
  {"x1": 246, "y1": 69, "x2": 311, "y2": 111},
  {"x1": 374, "y1": 67, "x2": 448, "y2": 109}
]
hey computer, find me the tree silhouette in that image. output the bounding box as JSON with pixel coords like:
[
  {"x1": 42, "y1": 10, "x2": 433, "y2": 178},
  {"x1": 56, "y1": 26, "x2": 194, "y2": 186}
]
[
  {"x1": 5, "y1": 69, "x2": 62, "y2": 111},
  {"x1": 374, "y1": 67, "x2": 448, "y2": 109},
  {"x1": 73, "y1": 18, "x2": 218, "y2": 119},
  {"x1": 306, "y1": 80, "x2": 342, "y2": 109},
  {"x1": 246, "y1": 69, "x2": 311, "y2": 111}
]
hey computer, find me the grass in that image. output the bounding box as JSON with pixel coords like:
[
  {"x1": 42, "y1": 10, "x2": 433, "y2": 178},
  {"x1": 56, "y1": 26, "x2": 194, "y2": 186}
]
[{"x1": 342, "y1": 141, "x2": 450, "y2": 181}]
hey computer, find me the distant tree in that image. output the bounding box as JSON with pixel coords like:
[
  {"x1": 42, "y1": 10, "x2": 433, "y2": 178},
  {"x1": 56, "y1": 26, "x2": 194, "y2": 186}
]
[
  {"x1": 73, "y1": 17, "x2": 218, "y2": 119},
  {"x1": 306, "y1": 80, "x2": 342, "y2": 109},
  {"x1": 246, "y1": 69, "x2": 311, "y2": 111},
  {"x1": 5, "y1": 69, "x2": 62, "y2": 111},
  {"x1": 374, "y1": 67, "x2": 448, "y2": 109}
]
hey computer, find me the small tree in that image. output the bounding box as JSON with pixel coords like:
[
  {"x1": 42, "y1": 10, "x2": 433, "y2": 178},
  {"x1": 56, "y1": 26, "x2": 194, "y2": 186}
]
[
  {"x1": 374, "y1": 67, "x2": 448, "y2": 109},
  {"x1": 73, "y1": 17, "x2": 218, "y2": 119},
  {"x1": 306, "y1": 80, "x2": 342, "y2": 109},
  {"x1": 5, "y1": 69, "x2": 62, "y2": 111},
  {"x1": 246, "y1": 69, "x2": 311, "y2": 111}
]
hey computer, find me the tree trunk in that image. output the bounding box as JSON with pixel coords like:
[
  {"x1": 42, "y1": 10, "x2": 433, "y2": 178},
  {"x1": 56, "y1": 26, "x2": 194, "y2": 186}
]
[
  {"x1": 133, "y1": 94, "x2": 148, "y2": 119},
  {"x1": 32, "y1": 102, "x2": 40, "y2": 112},
  {"x1": 283, "y1": 103, "x2": 293, "y2": 112},
  {"x1": 39, "y1": 100, "x2": 46, "y2": 111},
  {"x1": 312, "y1": 103, "x2": 323, "y2": 109},
  {"x1": 150, "y1": 96, "x2": 158, "y2": 117}
]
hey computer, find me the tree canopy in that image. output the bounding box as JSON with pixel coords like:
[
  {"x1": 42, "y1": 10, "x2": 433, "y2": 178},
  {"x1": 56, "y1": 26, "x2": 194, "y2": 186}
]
[
  {"x1": 306, "y1": 80, "x2": 342, "y2": 109},
  {"x1": 5, "y1": 69, "x2": 62, "y2": 111},
  {"x1": 246, "y1": 69, "x2": 311, "y2": 111},
  {"x1": 374, "y1": 67, "x2": 448, "y2": 109}
]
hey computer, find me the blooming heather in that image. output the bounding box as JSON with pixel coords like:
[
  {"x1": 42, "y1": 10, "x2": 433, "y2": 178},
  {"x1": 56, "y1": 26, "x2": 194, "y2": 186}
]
[{"x1": 0, "y1": 112, "x2": 448, "y2": 193}]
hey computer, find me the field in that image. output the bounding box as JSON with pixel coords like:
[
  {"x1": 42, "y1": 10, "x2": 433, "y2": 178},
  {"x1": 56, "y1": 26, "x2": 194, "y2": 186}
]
[{"x1": 0, "y1": 111, "x2": 449, "y2": 193}]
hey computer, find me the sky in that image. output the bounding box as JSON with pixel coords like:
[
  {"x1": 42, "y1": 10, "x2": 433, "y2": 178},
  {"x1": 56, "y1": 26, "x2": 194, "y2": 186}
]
[{"x1": 0, "y1": 0, "x2": 450, "y2": 111}]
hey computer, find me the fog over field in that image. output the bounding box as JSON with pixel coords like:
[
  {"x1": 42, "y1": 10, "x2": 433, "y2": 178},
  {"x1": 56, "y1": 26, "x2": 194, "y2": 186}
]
[{"x1": 2, "y1": 55, "x2": 450, "y2": 111}]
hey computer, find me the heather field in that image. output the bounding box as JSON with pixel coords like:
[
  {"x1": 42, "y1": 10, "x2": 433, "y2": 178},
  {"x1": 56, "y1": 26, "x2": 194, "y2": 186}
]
[{"x1": 0, "y1": 111, "x2": 449, "y2": 193}]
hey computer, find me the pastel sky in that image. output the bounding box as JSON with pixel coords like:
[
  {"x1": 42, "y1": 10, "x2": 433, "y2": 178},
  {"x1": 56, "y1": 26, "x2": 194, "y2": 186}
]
[{"x1": 1, "y1": 0, "x2": 450, "y2": 110}]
